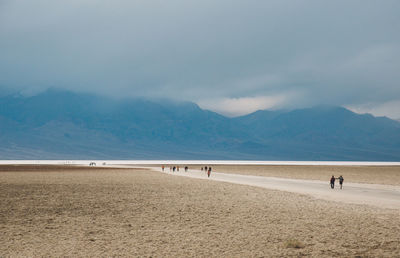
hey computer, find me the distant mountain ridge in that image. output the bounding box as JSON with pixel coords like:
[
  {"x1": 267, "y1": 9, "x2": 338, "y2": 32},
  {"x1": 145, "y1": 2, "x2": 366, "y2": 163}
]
[{"x1": 1, "y1": 89, "x2": 400, "y2": 160}]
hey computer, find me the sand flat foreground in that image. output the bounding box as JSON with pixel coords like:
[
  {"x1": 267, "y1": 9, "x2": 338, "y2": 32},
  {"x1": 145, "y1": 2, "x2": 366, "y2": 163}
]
[{"x1": 1, "y1": 166, "x2": 400, "y2": 257}]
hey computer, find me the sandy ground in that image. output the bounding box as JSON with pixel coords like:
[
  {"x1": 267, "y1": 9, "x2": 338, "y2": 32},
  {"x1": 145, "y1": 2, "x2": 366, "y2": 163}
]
[
  {"x1": 1, "y1": 166, "x2": 400, "y2": 257},
  {"x1": 198, "y1": 165, "x2": 400, "y2": 186},
  {"x1": 0, "y1": 165, "x2": 116, "y2": 172}
]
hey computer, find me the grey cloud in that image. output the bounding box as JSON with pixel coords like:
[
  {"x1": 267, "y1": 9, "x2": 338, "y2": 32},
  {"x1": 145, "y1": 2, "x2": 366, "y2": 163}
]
[{"x1": 0, "y1": 0, "x2": 400, "y2": 116}]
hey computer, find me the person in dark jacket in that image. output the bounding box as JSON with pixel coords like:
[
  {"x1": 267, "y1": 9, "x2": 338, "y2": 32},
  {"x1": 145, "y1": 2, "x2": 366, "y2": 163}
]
[{"x1": 330, "y1": 175, "x2": 336, "y2": 189}]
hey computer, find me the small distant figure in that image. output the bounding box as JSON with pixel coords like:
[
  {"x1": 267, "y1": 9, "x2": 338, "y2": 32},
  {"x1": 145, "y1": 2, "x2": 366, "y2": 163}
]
[
  {"x1": 205, "y1": 166, "x2": 208, "y2": 173},
  {"x1": 89, "y1": 162, "x2": 96, "y2": 166},
  {"x1": 207, "y1": 167, "x2": 212, "y2": 178},
  {"x1": 201, "y1": 167, "x2": 203, "y2": 171},
  {"x1": 162, "y1": 165, "x2": 165, "y2": 172},
  {"x1": 338, "y1": 175, "x2": 344, "y2": 189},
  {"x1": 330, "y1": 175, "x2": 335, "y2": 189},
  {"x1": 184, "y1": 166, "x2": 188, "y2": 172},
  {"x1": 173, "y1": 166, "x2": 176, "y2": 172},
  {"x1": 177, "y1": 166, "x2": 180, "y2": 172}
]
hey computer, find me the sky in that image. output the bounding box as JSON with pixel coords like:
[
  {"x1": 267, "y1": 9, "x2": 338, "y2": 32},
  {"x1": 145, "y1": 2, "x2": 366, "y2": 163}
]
[{"x1": 0, "y1": 0, "x2": 399, "y2": 118}]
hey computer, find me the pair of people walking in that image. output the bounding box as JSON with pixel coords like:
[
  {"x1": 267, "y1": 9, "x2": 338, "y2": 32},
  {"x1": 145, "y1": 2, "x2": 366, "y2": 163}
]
[
  {"x1": 330, "y1": 175, "x2": 344, "y2": 189},
  {"x1": 202, "y1": 166, "x2": 212, "y2": 177}
]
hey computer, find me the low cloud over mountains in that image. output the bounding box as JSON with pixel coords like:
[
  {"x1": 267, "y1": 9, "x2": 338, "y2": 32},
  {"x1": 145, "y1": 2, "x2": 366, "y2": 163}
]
[{"x1": 1, "y1": 89, "x2": 399, "y2": 160}]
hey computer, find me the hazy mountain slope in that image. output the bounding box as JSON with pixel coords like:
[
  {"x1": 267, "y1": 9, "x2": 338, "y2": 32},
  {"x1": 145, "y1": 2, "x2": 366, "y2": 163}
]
[
  {"x1": 0, "y1": 90, "x2": 246, "y2": 159},
  {"x1": 1, "y1": 89, "x2": 399, "y2": 160},
  {"x1": 235, "y1": 106, "x2": 400, "y2": 160}
]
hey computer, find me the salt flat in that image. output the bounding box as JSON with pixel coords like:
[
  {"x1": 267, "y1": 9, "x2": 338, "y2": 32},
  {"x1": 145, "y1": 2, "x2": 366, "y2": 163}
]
[{"x1": 1, "y1": 160, "x2": 400, "y2": 166}]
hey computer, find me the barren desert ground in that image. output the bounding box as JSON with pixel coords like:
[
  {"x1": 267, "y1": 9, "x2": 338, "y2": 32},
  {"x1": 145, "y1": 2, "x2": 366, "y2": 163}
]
[{"x1": 1, "y1": 165, "x2": 400, "y2": 257}]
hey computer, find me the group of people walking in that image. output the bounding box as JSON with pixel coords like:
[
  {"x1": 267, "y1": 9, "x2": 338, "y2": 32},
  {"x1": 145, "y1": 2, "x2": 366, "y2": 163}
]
[
  {"x1": 161, "y1": 165, "x2": 212, "y2": 177},
  {"x1": 330, "y1": 175, "x2": 344, "y2": 189},
  {"x1": 162, "y1": 165, "x2": 188, "y2": 172}
]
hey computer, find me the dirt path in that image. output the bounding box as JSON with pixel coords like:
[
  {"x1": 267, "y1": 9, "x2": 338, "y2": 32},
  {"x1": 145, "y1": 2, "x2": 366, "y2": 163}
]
[{"x1": 151, "y1": 167, "x2": 400, "y2": 209}]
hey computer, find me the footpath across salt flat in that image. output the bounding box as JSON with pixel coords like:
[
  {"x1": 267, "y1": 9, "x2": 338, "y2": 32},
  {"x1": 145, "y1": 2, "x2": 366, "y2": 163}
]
[{"x1": 150, "y1": 167, "x2": 400, "y2": 210}]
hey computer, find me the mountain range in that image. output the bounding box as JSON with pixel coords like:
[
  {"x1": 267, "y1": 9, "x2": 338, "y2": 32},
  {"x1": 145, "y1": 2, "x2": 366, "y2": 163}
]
[{"x1": 1, "y1": 89, "x2": 400, "y2": 160}]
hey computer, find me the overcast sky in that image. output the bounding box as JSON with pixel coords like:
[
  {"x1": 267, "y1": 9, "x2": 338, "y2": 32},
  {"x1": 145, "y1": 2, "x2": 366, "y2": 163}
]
[{"x1": 1, "y1": 0, "x2": 399, "y2": 118}]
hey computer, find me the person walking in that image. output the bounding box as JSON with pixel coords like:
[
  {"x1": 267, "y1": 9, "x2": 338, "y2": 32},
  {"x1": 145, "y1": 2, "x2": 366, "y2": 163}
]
[
  {"x1": 330, "y1": 175, "x2": 335, "y2": 189},
  {"x1": 338, "y1": 175, "x2": 344, "y2": 189},
  {"x1": 207, "y1": 167, "x2": 212, "y2": 178}
]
